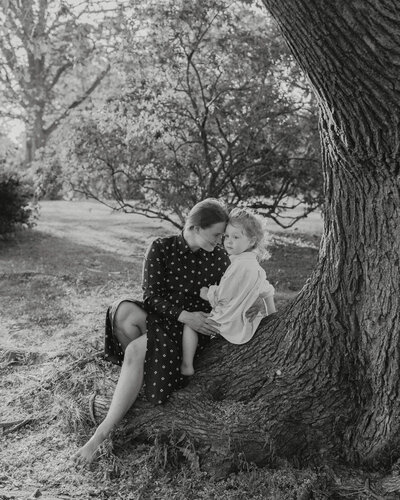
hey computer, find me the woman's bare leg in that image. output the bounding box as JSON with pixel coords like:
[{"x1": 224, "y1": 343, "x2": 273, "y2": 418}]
[
  {"x1": 73, "y1": 334, "x2": 147, "y2": 464},
  {"x1": 181, "y1": 325, "x2": 198, "y2": 376},
  {"x1": 113, "y1": 301, "x2": 147, "y2": 349},
  {"x1": 73, "y1": 303, "x2": 147, "y2": 464}
]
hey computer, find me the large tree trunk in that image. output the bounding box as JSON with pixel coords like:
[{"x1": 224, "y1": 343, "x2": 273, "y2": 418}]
[
  {"x1": 261, "y1": 0, "x2": 400, "y2": 463},
  {"x1": 94, "y1": 0, "x2": 400, "y2": 470},
  {"x1": 25, "y1": 111, "x2": 46, "y2": 165},
  {"x1": 25, "y1": 35, "x2": 47, "y2": 165}
]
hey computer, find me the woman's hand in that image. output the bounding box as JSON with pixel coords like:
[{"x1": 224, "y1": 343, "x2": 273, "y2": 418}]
[
  {"x1": 178, "y1": 310, "x2": 220, "y2": 337},
  {"x1": 200, "y1": 287, "x2": 209, "y2": 301},
  {"x1": 245, "y1": 296, "x2": 267, "y2": 322}
]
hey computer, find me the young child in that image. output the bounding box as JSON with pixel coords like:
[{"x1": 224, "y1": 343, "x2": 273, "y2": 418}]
[{"x1": 181, "y1": 208, "x2": 276, "y2": 376}]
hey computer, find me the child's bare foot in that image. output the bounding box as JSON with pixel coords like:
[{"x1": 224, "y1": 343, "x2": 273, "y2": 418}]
[{"x1": 180, "y1": 362, "x2": 194, "y2": 376}]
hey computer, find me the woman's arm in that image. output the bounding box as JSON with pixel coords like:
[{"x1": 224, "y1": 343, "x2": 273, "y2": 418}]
[
  {"x1": 260, "y1": 278, "x2": 276, "y2": 314},
  {"x1": 263, "y1": 295, "x2": 276, "y2": 315},
  {"x1": 142, "y1": 239, "x2": 184, "y2": 320},
  {"x1": 246, "y1": 275, "x2": 276, "y2": 320},
  {"x1": 142, "y1": 239, "x2": 220, "y2": 336},
  {"x1": 177, "y1": 310, "x2": 220, "y2": 337}
]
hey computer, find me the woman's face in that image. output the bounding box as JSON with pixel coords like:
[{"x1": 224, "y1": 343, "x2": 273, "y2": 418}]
[{"x1": 197, "y1": 222, "x2": 226, "y2": 252}]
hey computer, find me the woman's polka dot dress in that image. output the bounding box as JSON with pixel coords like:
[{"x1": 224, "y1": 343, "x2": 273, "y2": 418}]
[{"x1": 104, "y1": 233, "x2": 230, "y2": 405}]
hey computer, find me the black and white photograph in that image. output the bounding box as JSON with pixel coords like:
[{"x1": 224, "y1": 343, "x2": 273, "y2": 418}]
[{"x1": 1, "y1": 1, "x2": 399, "y2": 498}]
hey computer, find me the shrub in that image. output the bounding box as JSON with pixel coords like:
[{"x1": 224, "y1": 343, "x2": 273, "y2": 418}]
[{"x1": 0, "y1": 173, "x2": 37, "y2": 235}]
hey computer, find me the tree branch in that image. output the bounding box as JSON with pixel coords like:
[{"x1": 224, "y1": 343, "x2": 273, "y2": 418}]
[
  {"x1": 0, "y1": 109, "x2": 26, "y2": 121},
  {"x1": 48, "y1": 61, "x2": 74, "y2": 90},
  {"x1": 44, "y1": 63, "x2": 110, "y2": 137}
]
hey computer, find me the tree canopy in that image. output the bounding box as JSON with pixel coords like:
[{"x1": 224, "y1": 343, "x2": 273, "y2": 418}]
[
  {"x1": 0, "y1": 0, "x2": 128, "y2": 163},
  {"x1": 36, "y1": 0, "x2": 321, "y2": 227}
]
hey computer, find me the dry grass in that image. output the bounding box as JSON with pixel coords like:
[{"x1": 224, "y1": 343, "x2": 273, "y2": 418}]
[{"x1": 1, "y1": 200, "x2": 375, "y2": 499}]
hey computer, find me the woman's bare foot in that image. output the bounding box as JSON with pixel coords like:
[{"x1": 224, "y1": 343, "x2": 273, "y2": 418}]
[
  {"x1": 180, "y1": 362, "x2": 194, "y2": 376},
  {"x1": 72, "y1": 431, "x2": 105, "y2": 465}
]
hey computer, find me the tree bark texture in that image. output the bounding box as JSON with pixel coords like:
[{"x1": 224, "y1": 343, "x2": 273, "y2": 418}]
[
  {"x1": 94, "y1": 0, "x2": 400, "y2": 469},
  {"x1": 261, "y1": 0, "x2": 400, "y2": 463}
]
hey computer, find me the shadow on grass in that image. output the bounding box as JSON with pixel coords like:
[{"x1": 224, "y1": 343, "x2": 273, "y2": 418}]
[
  {"x1": 0, "y1": 230, "x2": 143, "y2": 346},
  {"x1": 0, "y1": 229, "x2": 143, "y2": 283}
]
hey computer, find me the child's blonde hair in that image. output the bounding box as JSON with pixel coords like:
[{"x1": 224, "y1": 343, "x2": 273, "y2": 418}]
[{"x1": 228, "y1": 207, "x2": 271, "y2": 260}]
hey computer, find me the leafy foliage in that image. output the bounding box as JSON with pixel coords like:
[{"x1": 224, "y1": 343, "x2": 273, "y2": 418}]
[
  {"x1": 0, "y1": 129, "x2": 36, "y2": 234},
  {"x1": 0, "y1": 173, "x2": 36, "y2": 235},
  {"x1": 58, "y1": 0, "x2": 322, "y2": 228}
]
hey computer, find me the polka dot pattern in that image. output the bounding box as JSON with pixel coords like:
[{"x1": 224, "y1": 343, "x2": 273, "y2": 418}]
[{"x1": 104, "y1": 233, "x2": 230, "y2": 405}]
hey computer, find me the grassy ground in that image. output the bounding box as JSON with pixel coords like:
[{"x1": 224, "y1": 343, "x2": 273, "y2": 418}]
[{"x1": 0, "y1": 200, "x2": 351, "y2": 499}]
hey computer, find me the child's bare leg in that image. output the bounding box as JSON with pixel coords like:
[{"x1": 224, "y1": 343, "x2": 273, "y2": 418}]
[{"x1": 181, "y1": 325, "x2": 198, "y2": 376}]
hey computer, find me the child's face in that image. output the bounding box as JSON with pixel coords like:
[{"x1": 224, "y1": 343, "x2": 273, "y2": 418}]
[{"x1": 223, "y1": 223, "x2": 254, "y2": 255}]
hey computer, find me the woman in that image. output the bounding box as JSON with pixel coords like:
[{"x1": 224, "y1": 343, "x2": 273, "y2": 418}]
[{"x1": 73, "y1": 198, "x2": 264, "y2": 464}]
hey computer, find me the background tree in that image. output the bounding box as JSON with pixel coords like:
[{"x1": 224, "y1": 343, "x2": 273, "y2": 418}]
[
  {"x1": 0, "y1": 129, "x2": 36, "y2": 234},
  {"x1": 0, "y1": 129, "x2": 19, "y2": 171},
  {"x1": 0, "y1": 0, "x2": 127, "y2": 165},
  {"x1": 90, "y1": 0, "x2": 400, "y2": 478},
  {"x1": 60, "y1": 0, "x2": 321, "y2": 227}
]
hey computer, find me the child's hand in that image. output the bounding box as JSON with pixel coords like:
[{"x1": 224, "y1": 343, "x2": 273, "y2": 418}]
[{"x1": 200, "y1": 287, "x2": 209, "y2": 301}]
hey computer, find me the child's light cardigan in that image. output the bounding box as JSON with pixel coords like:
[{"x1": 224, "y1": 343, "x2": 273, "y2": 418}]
[{"x1": 207, "y1": 251, "x2": 275, "y2": 344}]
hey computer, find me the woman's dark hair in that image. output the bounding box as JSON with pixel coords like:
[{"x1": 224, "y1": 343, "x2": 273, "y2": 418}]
[{"x1": 184, "y1": 198, "x2": 229, "y2": 229}]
